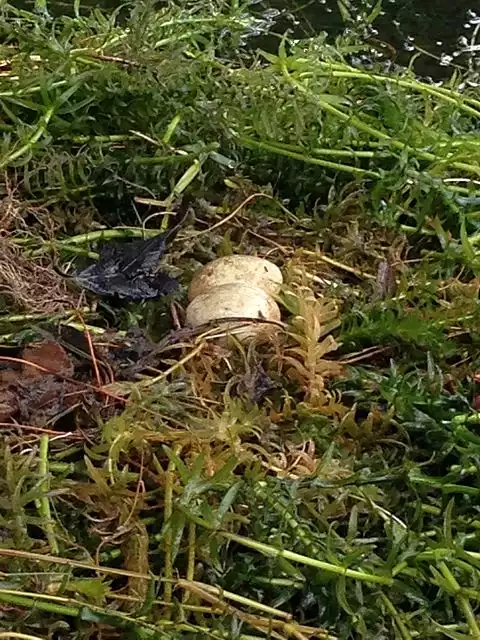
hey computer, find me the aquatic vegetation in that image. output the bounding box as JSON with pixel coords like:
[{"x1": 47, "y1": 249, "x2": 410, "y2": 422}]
[{"x1": 0, "y1": 2, "x2": 479, "y2": 640}]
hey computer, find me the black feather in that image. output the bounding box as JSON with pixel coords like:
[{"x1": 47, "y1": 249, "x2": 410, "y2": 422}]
[{"x1": 73, "y1": 196, "x2": 192, "y2": 301}]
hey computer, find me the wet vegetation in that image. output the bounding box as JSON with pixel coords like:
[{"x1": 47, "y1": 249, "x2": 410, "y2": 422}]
[{"x1": 0, "y1": 1, "x2": 479, "y2": 639}]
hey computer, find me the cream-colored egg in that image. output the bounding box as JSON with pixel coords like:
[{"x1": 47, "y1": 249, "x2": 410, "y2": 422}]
[
  {"x1": 185, "y1": 282, "x2": 281, "y2": 342},
  {"x1": 188, "y1": 255, "x2": 283, "y2": 301}
]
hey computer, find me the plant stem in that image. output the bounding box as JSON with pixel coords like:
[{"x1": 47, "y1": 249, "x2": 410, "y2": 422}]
[
  {"x1": 0, "y1": 591, "x2": 79, "y2": 617},
  {"x1": 380, "y1": 594, "x2": 413, "y2": 640},
  {"x1": 0, "y1": 80, "x2": 68, "y2": 98},
  {"x1": 281, "y1": 66, "x2": 480, "y2": 176},
  {"x1": 0, "y1": 308, "x2": 92, "y2": 324},
  {"x1": 132, "y1": 153, "x2": 195, "y2": 166},
  {"x1": 271, "y1": 139, "x2": 378, "y2": 158},
  {"x1": 313, "y1": 68, "x2": 480, "y2": 119},
  {"x1": 239, "y1": 135, "x2": 380, "y2": 178},
  {"x1": 220, "y1": 532, "x2": 393, "y2": 585},
  {"x1": 438, "y1": 562, "x2": 480, "y2": 639},
  {"x1": 0, "y1": 104, "x2": 55, "y2": 169},
  {"x1": 35, "y1": 435, "x2": 58, "y2": 554},
  {"x1": 58, "y1": 228, "x2": 160, "y2": 245},
  {"x1": 65, "y1": 134, "x2": 138, "y2": 144},
  {"x1": 187, "y1": 523, "x2": 196, "y2": 581},
  {"x1": 163, "y1": 449, "x2": 177, "y2": 607}
]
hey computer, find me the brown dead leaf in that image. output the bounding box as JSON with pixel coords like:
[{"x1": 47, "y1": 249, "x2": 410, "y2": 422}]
[
  {"x1": 0, "y1": 340, "x2": 82, "y2": 424},
  {"x1": 22, "y1": 340, "x2": 75, "y2": 379}
]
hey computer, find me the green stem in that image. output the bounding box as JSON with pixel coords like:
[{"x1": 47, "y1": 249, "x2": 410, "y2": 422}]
[
  {"x1": 132, "y1": 153, "x2": 195, "y2": 166},
  {"x1": 35, "y1": 435, "x2": 58, "y2": 554},
  {"x1": 287, "y1": 57, "x2": 480, "y2": 110},
  {"x1": 0, "y1": 80, "x2": 67, "y2": 99},
  {"x1": 0, "y1": 307, "x2": 93, "y2": 324},
  {"x1": 264, "y1": 139, "x2": 377, "y2": 158},
  {"x1": 65, "y1": 134, "x2": 138, "y2": 144},
  {"x1": 460, "y1": 596, "x2": 480, "y2": 639},
  {"x1": 186, "y1": 522, "x2": 196, "y2": 582},
  {"x1": 49, "y1": 462, "x2": 75, "y2": 474},
  {"x1": 253, "y1": 577, "x2": 305, "y2": 588},
  {"x1": 29, "y1": 241, "x2": 98, "y2": 259},
  {"x1": 239, "y1": 135, "x2": 380, "y2": 178},
  {"x1": 380, "y1": 594, "x2": 413, "y2": 640},
  {"x1": 0, "y1": 590, "x2": 186, "y2": 634},
  {"x1": 220, "y1": 532, "x2": 393, "y2": 585},
  {"x1": 0, "y1": 104, "x2": 55, "y2": 169},
  {"x1": 438, "y1": 562, "x2": 480, "y2": 639},
  {"x1": 281, "y1": 66, "x2": 480, "y2": 176},
  {"x1": 311, "y1": 68, "x2": 480, "y2": 119},
  {"x1": 58, "y1": 227, "x2": 159, "y2": 246},
  {"x1": 163, "y1": 448, "x2": 179, "y2": 607},
  {"x1": 0, "y1": 591, "x2": 79, "y2": 617}
]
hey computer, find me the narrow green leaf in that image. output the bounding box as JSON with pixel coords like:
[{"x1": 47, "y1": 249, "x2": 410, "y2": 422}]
[
  {"x1": 337, "y1": 0, "x2": 352, "y2": 23},
  {"x1": 347, "y1": 505, "x2": 358, "y2": 544},
  {"x1": 367, "y1": 0, "x2": 383, "y2": 25},
  {"x1": 163, "y1": 114, "x2": 181, "y2": 145},
  {"x1": 460, "y1": 212, "x2": 477, "y2": 269},
  {"x1": 443, "y1": 499, "x2": 455, "y2": 547},
  {"x1": 209, "y1": 151, "x2": 236, "y2": 168},
  {"x1": 216, "y1": 482, "x2": 242, "y2": 524},
  {"x1": 209, "y1": 455, "x2": 238, "y2": 485},
  {"x1": 162, "y1": 445, "x2": 191, "y2": 484},
  {"x1": 336, "y1": 575, "x2": 355, "y2": 615},
  {"x1": 137, "y1": 578, "x2": 156, "y2": 617},
  {"x1": 172, "y1": 159, "x2": 201, "y2": 195},
  {"x1": 278, "y1": 36, "x2": 288, "y2": 63},
  {"x1": 433, "y1": 621, "x2": 474, "y2": 640},
  {"x1": 69, "y1": 578, "x2": 108, "y2": 602},
  {"x1": 191, "y1": 452, "x2": 206, "y2": 480}
]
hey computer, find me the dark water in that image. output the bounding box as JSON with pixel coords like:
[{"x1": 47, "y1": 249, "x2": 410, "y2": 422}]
[
  {"x1": 14, "y1": 0, "x2": 480, "y2": 79},
  {"x1": 284, "y1": 0, "x2": 479, "y2": 79}
]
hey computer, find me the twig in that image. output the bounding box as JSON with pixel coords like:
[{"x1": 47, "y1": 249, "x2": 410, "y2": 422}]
[
  {"x1": 178, "y1": 580, "x2": 293, "y2": 620},
  {"x1": 75, "y1": 311, "x2": 103, "y2": 388},
  {"x1": 302, "y1": 250, "x2": 376, "y2": 280},
  {"x1": 137, "y1": 343, "x2": 205, "y2": 388},
  {"x1": 194, "y1": 192, "x2": 293, "y2": 237},
  {"x1": 0, "y1": 423, "x2": 79, "y2": 436},
  {"x1": 88, "y1": 53, "x2": 142, "y2": 68},
  {"x1": 0, "y1": 548, "x2": 152, "y2": 580},
  {"x1": 339, "y1": 345, "x2": 389, "y2": 364},
  {"x1": 0, "y1": 633, "x2": 49, "y2": 640},
  {"x1": 0, "y1": 356, "x2": 126, "y2": 403}
]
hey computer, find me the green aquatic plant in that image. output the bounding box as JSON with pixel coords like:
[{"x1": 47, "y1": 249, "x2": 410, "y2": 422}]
[
  {"x1": 0, "y1": 0, "x2": 480, "y2": 267},
  {"x1": 0, "y1": 2, "x2": 480, "y2": 640}
]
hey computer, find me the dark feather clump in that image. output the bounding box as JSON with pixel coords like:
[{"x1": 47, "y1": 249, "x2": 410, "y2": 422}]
[
  {"x1": 74, "y1": 234, "x2": 178, "y2": 300},
  {"x1": 74, "y1": 197, "x2": 192, "y2": 301}
]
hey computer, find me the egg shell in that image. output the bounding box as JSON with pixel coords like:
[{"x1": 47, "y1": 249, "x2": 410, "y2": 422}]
[
  {"x1": 185, "y1": 282, "x2": 281, "y2": 341},
  {"x1": 188, "y1": 255, "x2": 283, "y2": 301}
]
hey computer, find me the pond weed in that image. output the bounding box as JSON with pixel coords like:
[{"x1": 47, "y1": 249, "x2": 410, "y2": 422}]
[{"x1": 0, "y1": 2, "x2": 479, "y2": 639}]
